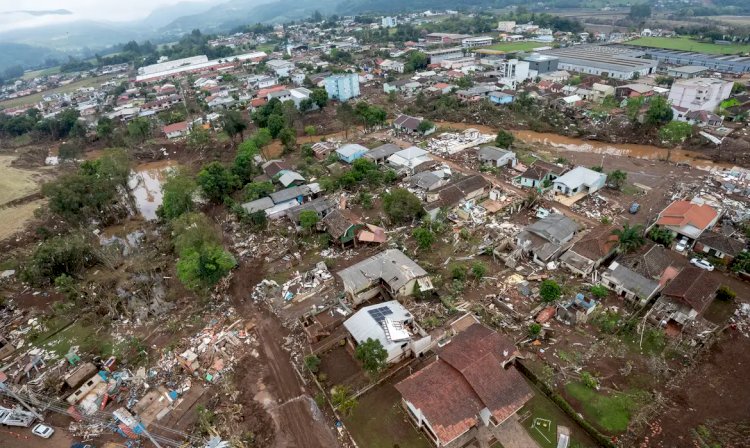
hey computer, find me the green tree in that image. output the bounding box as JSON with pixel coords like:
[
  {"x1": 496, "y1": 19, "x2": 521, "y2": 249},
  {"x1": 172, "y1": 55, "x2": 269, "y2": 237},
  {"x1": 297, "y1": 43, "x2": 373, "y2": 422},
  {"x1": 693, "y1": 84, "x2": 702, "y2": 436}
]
[
  {"x1": 42, "y1": 149, "x2": 129, "y2": 223},
  {"x1": 648, "y1": 226, "x2": 674, "y2": 246},
  {"x1": 171, "y1": 212, "x2": 221, "y2": 255},
  {"x1": 625, "y1": 96, "x2": 644, "y2": 122},
  {"x1": 58, "y1": 141, "x2": 83, "y2": 160},
  {"x1": 337, "y1": 102, "x2": 357, "y2": 139},
  {"x1": 127, "y1": 117, "x2": 152, "y2": 144},
  {"x1": 629, "y1": 3, "x2": 651, "y2": 19},
  {"x1": 304, "y1": 355, "x2": 321, "y2": 373},
  {"x1": 330, "y1": 385, "x2": 357, "y2": 416},
  {"x1": 96, "y1": 117, "x2": 114, "y2": 141},
  {"x1": 279, "y1": 127, "x2": 297, "y2": 152},
  {"x1": 311, "y1": 88, "x2": 329, "y2": 108},
  {"x1": 299, "y1": 210, "x2": 320, "y2": 232},
  {"x1": 176, "y1": 243, "x2": 237, "y2": 290},
  {"x1": 731, "y1": 251, "x2": 750, "y2": 273},
  {"x1": 233, "y1": 139, "x2": 259, "y2": 184},
  {"x1": 187, "y1": 126, "x2": 212, "y2": 151},
  {"x1": 21, "y1": 234, "x2": 97, "y2": 286},
  {"x1": 354, "y1": 338, "x2": 388, "y2": 376},
  {"x1": 244, "y1": 181, "x2": 274, "y2": 201},
  {"x1": 417, "y1": 120, "x2": 435, "y2": 134},
  {"x1": 413, "y1": 227, "x2": 435, "y2": 250},
  {"x1": 221, "y1": 110, "x2": 248, "y2": 144},
  {"x1": 158, "y1": 172, "x2": 197, "y2": 220},
  {"x1": 540, "y1": 279, "x2": 561, "y2": 302},
  {"x1": 382, "y1": 188, "x2": 423, "y2": 224},
  {"x1": 197, "y1": 162, "x2": 240, "y2": 203},
  {"x1": 268, "y1": 114, "x2": 285, "y2": 138},
  {"x1": 528, "y1": 323, "x2": 542, "y2": 338},
  {"x1": 612, "y1": 223, "x2": 645, "y2": 253},
  {"x1": 405, "y1": 51, "x2": 428, "y2": 72},
  {"x1": 607, "y1": 169, "x2": 627, "y2": 190},
  {"x1": 495, "y1": 129, "x2": 514, "y2": 148},
  {"x1": 645, "y1": 96, "x2": 673, "y2": 126},
  {"x1": 658, "y1": 121, "x2": 693, "y2": 146},
  {"x1": 304, "y1": 125, "x2": 316, "y2": 136}
]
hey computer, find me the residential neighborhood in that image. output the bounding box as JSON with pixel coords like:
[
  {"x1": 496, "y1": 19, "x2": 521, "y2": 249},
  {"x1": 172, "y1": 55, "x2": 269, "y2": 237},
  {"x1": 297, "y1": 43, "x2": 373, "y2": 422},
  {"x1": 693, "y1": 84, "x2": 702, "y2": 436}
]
[{"x1": 1, "y1": 3, "x2": 750, "y2": 448}]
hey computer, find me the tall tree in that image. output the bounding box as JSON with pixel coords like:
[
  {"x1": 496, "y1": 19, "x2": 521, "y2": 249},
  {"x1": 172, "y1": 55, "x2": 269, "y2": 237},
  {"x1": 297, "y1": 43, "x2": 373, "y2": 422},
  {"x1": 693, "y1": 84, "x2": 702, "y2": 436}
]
[
  {"x1": 221, "y1": 110, "x2": 248, "y2": 144},
  {"x1": 612, "y1": 224, "x2": 645, "y2": 253},
  {"x1": 197, "y1": 162, "x2": 240, "y2": 203}
]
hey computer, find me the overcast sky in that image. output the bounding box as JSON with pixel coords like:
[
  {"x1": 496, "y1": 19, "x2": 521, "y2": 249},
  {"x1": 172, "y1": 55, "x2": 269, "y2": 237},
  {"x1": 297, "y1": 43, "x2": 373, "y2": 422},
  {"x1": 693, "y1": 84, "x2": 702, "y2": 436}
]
[{"x1": 0, "y1": 0, "x2": 214, "y2": 32}]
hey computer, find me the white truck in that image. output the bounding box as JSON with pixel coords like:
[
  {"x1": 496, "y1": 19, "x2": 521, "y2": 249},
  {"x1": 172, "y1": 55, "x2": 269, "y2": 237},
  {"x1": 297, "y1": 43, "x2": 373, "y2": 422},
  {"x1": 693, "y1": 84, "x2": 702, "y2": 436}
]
[{"x1": 0, "y1": 406, "x2": 36, "y2": 427}]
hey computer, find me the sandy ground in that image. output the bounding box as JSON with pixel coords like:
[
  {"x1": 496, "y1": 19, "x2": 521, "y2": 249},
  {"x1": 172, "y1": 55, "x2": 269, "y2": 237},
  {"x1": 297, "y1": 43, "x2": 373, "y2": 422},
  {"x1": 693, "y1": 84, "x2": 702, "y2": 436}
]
[
  {"x1": 0, "y1": 156, "x2": 41, "y2": 205},
  {"x1": 0, "y1": 199, "x2": 46, "y2": 240}
]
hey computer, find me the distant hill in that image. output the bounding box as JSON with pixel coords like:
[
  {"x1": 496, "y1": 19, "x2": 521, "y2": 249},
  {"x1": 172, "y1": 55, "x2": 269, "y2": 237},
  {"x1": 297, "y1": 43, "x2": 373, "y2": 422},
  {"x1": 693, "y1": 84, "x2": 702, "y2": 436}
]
[{"x1": 0, "y1": 43, "x2": 64, "y2": 71}]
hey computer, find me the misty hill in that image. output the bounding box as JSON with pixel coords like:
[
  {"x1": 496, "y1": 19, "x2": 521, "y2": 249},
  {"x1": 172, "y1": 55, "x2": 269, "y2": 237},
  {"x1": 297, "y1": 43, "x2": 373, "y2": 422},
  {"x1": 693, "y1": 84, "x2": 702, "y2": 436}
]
[{"x1": 0, "y1": 43, "x2": 65, "y2": 71}]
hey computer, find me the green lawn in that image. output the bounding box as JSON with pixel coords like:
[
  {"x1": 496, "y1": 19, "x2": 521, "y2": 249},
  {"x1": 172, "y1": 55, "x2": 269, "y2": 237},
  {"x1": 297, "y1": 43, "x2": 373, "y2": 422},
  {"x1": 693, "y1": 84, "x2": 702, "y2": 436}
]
[
  {"x1": 22, "y1": 66, "x2": 61, "y2": 80},
  {"x1": 519, "y1": 379, "x2": 599, "y2": 448},
  {"x1": 344, "y1": 382, "x2": 432, "y2": 448},
  {"x1": 629, "y1": 36, "x2": 750, "y2": 55},
  {"x1": 565, "y1": 382, "x2": 647, "y2": 434},
  {"x1": 479, "y1": 41, "x2": 549, "y2": 53}
]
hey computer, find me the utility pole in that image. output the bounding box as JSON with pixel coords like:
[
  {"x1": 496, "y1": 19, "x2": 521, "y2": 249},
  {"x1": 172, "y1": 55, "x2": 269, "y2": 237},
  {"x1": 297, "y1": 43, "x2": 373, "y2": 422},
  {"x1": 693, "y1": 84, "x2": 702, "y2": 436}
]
[{"x1": 0, "y1": 383, "x2": 44, "y2": 420}]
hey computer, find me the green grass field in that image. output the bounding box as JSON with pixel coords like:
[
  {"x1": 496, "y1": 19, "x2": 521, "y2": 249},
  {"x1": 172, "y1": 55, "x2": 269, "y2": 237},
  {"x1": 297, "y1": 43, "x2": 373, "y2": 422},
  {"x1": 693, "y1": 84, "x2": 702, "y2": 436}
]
[
  {"x1": 0, "y1": 74, "x2": 115, "y2": 109},
  {"x1": 479, "y1": 41, "x2": 550, "y2": 53},
  {"x1": 22, "y1": 66, "x2": 61, "y2": 80},
  {"x1": 565, "y1": 382, "x2": 647, "y2": 434},
  {"x1": 629, "y1": 36, "x2": 750, "y2": 55}
]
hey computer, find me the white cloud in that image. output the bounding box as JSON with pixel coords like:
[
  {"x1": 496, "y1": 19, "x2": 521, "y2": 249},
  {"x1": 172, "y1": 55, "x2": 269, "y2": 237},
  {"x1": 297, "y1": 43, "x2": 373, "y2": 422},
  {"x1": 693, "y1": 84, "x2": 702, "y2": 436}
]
[{"x1": 0, "y1": 0, "x2": 214, "y2": 31}]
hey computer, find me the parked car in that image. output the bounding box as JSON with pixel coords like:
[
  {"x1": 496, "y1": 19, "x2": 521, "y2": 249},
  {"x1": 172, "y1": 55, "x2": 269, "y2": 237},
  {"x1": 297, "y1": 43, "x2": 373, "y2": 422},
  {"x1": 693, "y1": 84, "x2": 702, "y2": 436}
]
[
  {"x1": 629, "y1": 202, "x2": 640, "y2": 214},
  {"x1": 675, "y1": 238, "x2": 689, "y2": 252},
  {"x1": 31, "y1": 423, "x2": 54, "y2": 438},
  {"x1": 690, "y1": 258, "x2": 715, "y2": 271}
]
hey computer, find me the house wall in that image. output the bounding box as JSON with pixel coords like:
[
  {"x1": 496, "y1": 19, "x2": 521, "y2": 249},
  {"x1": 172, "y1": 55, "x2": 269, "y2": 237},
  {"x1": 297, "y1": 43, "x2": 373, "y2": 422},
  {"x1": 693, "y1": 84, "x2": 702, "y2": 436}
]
[
  {"x1": 694, "y1": 242, "x2": 732, "y2": 261},
  {"x1": 350, "y1": 285, "x2": 382, "y2": 306}
]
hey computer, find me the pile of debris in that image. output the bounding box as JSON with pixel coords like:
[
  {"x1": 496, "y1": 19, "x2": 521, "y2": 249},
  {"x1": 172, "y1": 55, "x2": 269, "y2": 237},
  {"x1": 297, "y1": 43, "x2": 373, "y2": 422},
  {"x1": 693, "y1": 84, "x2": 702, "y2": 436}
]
[
  {"x1": 731, "y1": 303, "x2": 750, "y2": 338},
  {"x1": 280, "y1": 262, "x2": 334, "y2": 303},
  {"x1": 426, "y1": 129, "x2": 494, "y2": 155}
]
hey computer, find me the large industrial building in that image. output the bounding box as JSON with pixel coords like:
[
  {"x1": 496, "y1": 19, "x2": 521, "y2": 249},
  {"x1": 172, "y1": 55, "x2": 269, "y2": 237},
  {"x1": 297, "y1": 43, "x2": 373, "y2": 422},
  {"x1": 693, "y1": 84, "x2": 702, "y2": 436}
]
[
  {"x1": 541, "y1": 45, "x2": 657, "y2": 80},
  {"x1": 425, "y1": 47, "x2": 465, "y2": 64},
  {"x1": 135, "y1": 52, "x2": 267, "y2": 82},
  {"x1": 620, "y1": 46, "x2": 750, "y2": 74}
]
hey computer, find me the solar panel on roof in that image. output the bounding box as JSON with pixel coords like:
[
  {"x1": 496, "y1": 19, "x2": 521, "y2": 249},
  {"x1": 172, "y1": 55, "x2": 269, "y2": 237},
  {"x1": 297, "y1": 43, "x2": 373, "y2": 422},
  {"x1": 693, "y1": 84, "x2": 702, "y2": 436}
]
[{"x1": 368, "y1": 306, "x2": 393, "y2": 324}]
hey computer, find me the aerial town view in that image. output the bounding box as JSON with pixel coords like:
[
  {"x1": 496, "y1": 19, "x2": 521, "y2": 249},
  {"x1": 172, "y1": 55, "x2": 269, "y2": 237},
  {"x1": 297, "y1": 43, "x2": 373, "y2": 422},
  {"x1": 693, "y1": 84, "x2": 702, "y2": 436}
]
[{"x1": 1, "y1": 1, "x2": 750, "y2": 447}]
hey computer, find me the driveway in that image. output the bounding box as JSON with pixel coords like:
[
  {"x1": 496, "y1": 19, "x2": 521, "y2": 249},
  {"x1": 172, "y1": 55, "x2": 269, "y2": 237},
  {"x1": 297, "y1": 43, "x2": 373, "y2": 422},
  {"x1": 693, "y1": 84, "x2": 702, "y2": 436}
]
[{"x1": 494, "y1": 414, "x2": 541, "y2": 448}]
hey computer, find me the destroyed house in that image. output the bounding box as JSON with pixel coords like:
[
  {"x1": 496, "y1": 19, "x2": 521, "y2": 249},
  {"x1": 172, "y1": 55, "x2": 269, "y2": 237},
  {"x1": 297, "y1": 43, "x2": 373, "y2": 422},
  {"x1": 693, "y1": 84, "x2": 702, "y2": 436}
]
[
  {"x1": 322, "y1": 209, "x2": 363, "y2": 245},
  {"x1": 516, "y1": 160, "x2": 566, "y2": 189},
  {"x1": 695, "y1": 231, "x2": 746, "y2": 261},
  {"x1": 657, "y1": 267, "x2": 720, "y2": 324},
  {"x1": 336, "y1": 249, "x2": 433, "y2": 305},
  {"x1": 516, "y1": 214, "x2": 579, "y2": 264},
  {"x1": 286, "y1": 197, "x2": 336, "y2": 224},
  {"x1": 478, "y1": 146, "x2": 517, "y2": 168},
  {"x1": 601, "y1": 244, "x2": 677, "y2": 304},
  {"x1": 343, "y1": 300, "x2": 431, "y2": 364},
  {"x1": 269, "y1": 183, "x2": 321, "y2": 205},
  {"x1": 364, "y1": 143, "x2": 402, "y2": 164},
  {"x1": 559, "y1": 225, "x2": 618, "y2": 276},
  {"x1": 424, "y1": 175, "x2": 490, "y2": 219},
  {"x1": 396, "y1": 323, "x2": 533, "y2": 447}
]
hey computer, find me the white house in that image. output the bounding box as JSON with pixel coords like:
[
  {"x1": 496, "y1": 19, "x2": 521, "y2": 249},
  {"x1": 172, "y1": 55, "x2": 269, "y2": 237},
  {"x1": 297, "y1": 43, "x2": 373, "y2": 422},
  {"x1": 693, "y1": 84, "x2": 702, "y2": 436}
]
[
  {"x1": 668, "y1": 78, "x2": 733, "y2": 113},
  {"x1": 552, "y1": 166, "x2": 607, "y2": 197}
]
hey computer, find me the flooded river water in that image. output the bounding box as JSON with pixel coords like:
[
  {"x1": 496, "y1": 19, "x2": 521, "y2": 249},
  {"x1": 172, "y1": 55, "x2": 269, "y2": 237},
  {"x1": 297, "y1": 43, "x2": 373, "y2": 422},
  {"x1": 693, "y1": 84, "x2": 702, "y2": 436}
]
[
  {"x1": 128, "y1": 160, "x2": 177, "y2": 220},
  {"x1": 434, "y1": 121, "x2": 728, "y2": 170}
]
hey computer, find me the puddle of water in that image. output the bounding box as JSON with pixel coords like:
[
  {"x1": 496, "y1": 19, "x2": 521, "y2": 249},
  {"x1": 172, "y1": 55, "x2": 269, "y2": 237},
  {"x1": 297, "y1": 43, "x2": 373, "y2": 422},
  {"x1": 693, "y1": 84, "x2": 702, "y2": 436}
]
[{"x1": 128, "y1": 160, "x2": 177, "y2": 221}]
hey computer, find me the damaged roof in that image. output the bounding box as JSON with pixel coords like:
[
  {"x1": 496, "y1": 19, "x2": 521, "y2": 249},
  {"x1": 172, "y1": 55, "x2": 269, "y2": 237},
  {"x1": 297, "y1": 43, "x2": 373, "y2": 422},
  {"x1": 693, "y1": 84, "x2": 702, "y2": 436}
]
[
  {"x1": 524, "y1": 213, "x2": 579, "y2": 245},
  {"x1": 336, "y1": 249, "x2": 428, "y2": 294},
  {"x1": 697, "y1": 231, "x2": 746, "y2": 257},
  {"x1": 661, "y1": 266, "x2": 720, "y2": 314},
  {"x1": 323, "y1": 209, "x2": 361, "y2": 239},
  {"x1": 395, "y1": 324, "x2": 532, "y2": 445}
]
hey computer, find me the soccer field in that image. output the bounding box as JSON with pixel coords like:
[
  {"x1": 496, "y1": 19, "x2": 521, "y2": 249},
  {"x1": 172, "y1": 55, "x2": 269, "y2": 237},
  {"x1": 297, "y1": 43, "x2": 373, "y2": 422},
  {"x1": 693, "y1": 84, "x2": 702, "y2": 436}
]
[
  {"x1": 480, "y1": 41, "x2": 550, "y2": 53},
  {"x1": 628, "y1": 36, "x2": 750, "y2": 55}
]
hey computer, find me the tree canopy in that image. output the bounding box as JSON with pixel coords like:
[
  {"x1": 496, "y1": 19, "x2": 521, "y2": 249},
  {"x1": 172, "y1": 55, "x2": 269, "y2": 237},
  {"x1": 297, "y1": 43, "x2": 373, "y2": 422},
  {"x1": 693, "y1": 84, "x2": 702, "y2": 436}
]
[
  {"x1": 354, "y1": 338, "x2": 388, "y2": 375},
  {"x1": 382, "y1": 188, "x2": 423, "y2": 224}
]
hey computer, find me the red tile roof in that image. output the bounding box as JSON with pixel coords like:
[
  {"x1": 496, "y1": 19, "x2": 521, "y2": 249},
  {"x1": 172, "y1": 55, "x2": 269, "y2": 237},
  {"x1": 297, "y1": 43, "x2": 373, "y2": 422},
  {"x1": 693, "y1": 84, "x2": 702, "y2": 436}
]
[
  {"x1": 656, "y1": 201, "x2": 718, "y2": 231},
  {"x1": 162, "y1": 121, "x2": 189, "y2": 134},
  {"x1": 257, "y1": 85, "x2": 287, "y2": 98},
  {"x1": 661, "y1": 266, "x2": 720, "y2": 314},
  {"x1": 395, "y1": 324, "x2": 532, "y2": 445}
]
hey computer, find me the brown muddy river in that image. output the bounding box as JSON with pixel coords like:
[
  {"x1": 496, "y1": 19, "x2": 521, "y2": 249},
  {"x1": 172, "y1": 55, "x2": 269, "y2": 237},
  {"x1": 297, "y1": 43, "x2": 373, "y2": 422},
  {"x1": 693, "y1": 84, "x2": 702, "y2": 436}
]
[{"x1": 434, "y1": 121, "x2": 728, "y2": 170}]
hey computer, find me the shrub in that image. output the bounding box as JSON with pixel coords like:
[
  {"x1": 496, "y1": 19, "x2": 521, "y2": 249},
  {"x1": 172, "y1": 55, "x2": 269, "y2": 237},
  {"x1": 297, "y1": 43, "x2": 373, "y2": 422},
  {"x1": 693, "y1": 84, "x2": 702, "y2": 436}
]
[
  {"x1": 590, "y1": 284, "x2": 608, "y2": 299},
  {"x1": 580, "y1": 371, "x2": 599, "y2": 389},
  {"x1": 471, "y1": 262, "x2": 487, "y2": 280},
  {"x1": 529, "y1": 323, "x2": 542, "y2": 337},
  {"x1": 716, "y1": 285, "x2": 736, "y2": 301},
  {"x1": 413, "y1": 227, "x2": 435, "y2": 250},
  {"x1": 540, "y1": 280, "x2": 561, "y2": 302},
  {"x1": 21, "y1": 234, "x2": 98, "y2": 286},
  {"x1": 451, "y1": 264, "x2": 467, "y2": 281},
  {"x1": 304, "y1": 355, "x2": 321, "y2": 373}
]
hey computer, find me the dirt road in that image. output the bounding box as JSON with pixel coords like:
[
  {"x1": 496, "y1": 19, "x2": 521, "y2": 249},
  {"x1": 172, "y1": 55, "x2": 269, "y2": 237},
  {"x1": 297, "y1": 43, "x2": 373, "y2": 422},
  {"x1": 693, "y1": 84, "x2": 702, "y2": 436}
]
[{"x1": 230, "y1": 262, "x2": 339, "y2": 448}]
